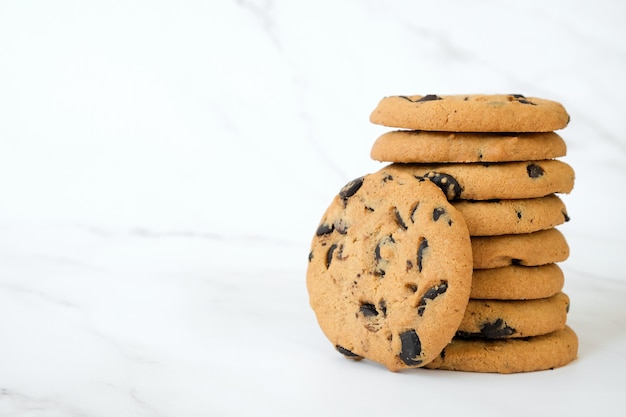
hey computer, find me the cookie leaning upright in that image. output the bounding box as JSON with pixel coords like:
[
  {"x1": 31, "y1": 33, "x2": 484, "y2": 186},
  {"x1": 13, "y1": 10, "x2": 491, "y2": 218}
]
[
  {"x1": 306, "y1": 168, "x2": 473, "y2": 371},
  {"x1": 369, "y1": 94, "x2": 570, "y2": 132}
]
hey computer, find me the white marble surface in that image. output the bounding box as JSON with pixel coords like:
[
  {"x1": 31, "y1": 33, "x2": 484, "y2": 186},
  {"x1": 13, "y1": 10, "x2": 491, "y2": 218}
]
[{"x1": 1, "y1": 1, "x2": 625, "y2": 416}]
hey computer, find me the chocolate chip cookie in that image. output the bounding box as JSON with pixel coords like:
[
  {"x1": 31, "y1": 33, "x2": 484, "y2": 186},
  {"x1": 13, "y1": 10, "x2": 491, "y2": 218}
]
[
  {"x1": 381, "y1": 161, "x2": 575, "y2": 201},
  {"x1": 471, "y1": 228, "x2": 569, "y2": 269},
  {"x1": 370, "y1": 94, "x2": 570, "y2": 132},
  {"x1": 452, "y1": 194, "x2": 569, "y2": 236},
  {"x1": 457, "y1": 292, "x2": 570, "y2": 339},
  {"x1": 371, "y1": 130, "x2": 567, "y2": 163},
  {"x1": 470, "y1": 264, "x2": 564, "y2": 300},
  {"x1": 306, "y1": 168, "x2": 473, "y2": 371},
  {"x1": 425, "y1": 326, "x2": 578, "y2": 373}
]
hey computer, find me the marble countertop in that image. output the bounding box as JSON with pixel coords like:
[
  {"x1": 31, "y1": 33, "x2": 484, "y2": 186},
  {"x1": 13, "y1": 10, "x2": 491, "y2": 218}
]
[{"x1": 1, "y1": 1, "x2": 625, "y2": 416}]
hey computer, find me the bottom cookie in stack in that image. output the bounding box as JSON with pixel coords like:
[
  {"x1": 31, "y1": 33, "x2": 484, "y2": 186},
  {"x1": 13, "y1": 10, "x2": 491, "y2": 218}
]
[{"x1": 424, "y1": 326, "x2": 578, "y2": 374}]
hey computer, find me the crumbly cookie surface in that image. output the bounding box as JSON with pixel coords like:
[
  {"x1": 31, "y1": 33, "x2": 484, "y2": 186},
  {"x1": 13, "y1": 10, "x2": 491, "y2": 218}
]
[
  {"x1": 424, "y1": 326, "x2": 578, "y2": 373},
  {"x1": 369, "y1": 94, "x2": 570, "y2": 132},
  {"x1": 306, "y1": 168, "x2": 472, "y2": 371},
  {"x1": 371, "y1": 130, "x2": 567, "y2": 163},
  {"x1": 382, "y1": 161, "x2": 575, "y2": 201}
]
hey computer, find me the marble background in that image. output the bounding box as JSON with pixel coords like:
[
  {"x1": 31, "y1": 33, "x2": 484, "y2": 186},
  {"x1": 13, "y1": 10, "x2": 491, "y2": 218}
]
[{"x1": 0, "y1": 0, "x2": 625, "y2": 416}]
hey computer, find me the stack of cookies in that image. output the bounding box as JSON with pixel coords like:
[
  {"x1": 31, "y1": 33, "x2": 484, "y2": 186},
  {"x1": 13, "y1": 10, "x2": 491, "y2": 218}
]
[{"x1": 306, "y1": 94, "x2": 578, "y2": 374}]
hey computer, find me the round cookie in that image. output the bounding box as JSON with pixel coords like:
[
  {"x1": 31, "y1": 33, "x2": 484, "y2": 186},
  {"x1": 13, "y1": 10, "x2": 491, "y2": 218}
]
[
  {"x1": 380, "y1": 161, "x2": 575, "y2": 201},
  {"x1": 369, "y1": 94, "x2": 570, "y2": 132},
  {"x1": 370, "y1": 130, "x2": 567, "y2": 163},
  {"x1": 471, "y1": 228, "x2": 569, "y2": 269},
  {"x1": 306, "y1": 169, "x2": 473, "y2": 371},
  {"x1": 457, "y1": 292, "x2": 570, "y2": 339},
  {"x1": 424, "y1": 326, "x2": 579, "y2": 374},
  {"x1": 470, "y1": 264, "x2": 565, "y2": 300},
  {"x1": 452, "y1": 194, "x2": 569, "y2": 236}
]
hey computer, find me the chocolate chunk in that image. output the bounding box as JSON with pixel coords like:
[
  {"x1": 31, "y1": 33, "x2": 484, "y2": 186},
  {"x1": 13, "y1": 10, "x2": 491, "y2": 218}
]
[
  {"x1": 308, "y1": 251, "x2": 313, "y2": 262},
  {"x1": 375, "y1": 235, "x2": 395, "y2": 262},
  {"x1": 398, "y1": 330, "x2": 423, "y2": 366},
  {"x1": 432, "y1": 207, "x2": 446, "y2": 222},
  {"x1": 336, "y1": 345, "x2": 362, "y2": 359},
  {"x1": 406, "y1": 260, "x2": 414, "y2": 272},
  {"x1": 417, "y1": 281, "x2": 448, "y2": 316},
  {"x1": 481, "y1": 318, "x2": 516, "y2": 338},
  {"x1": 509, "y1": 94, "x2": 536, "y2": 105},
  {"x1": 467, "y1": 198, "x2": 501, "y2": 204},
  {"x1": 326, "y1": 244, "x2": 337, "y2": 268},
  {"x1": 562, "y1": 210, "x2": 571, "y2": 222},
  {"x1": 374, "y1": 235, "x2": 395, "y2": 277},
  {"x1": 334, "y1": 219, "x2": 349, "y2": 234},
  {"x1": 527, "y1": 163, "x2": 544, "y2": 178},
  {"x1": 410, "y1": 203, "x2": 420, "y2": 223},
  {"x1": 360, "y1": 302, "x2": 379, "y2": 317},
  {"x1": 417, "y1": 238, "x2": 429, "y2": 273},
  {"x1": 422, "y1": 172, "x2": 463, "y2": 200},
  {"x1": 378, "y1": 300, "x2": 387, "y2": 317},
  {"x1": 516, "y1": 210, "x2": 522, "y2": 220},
  {"x1": 394, "y1": 207, "x2": 408, "y2": 230},
  {"x1": 399, "y1": 95, "x2": 441, "y2": 103},
  {"x1": 339, "y1": 177, "x2": 364, "y2": 201},
  {"x1": 416, "y1": 94, "x2": 442, "y2": 102},
  {"x1": 373, "y1": 243, "x2": 386, "y2": 263},
  {"x1": 511, "y1": 258, "x2": 522, "y2": 266},
  {"x1": 316, "y1": 222, "x2": 334, "y2": 236},
  {"x1": 456, "y1": 318, "x2": 516, "y2": 339}
]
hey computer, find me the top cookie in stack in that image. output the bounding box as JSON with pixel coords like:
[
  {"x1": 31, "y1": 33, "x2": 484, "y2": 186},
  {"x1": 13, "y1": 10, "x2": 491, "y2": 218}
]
[{"x1": 370, "y1": 94, "x2": 569, "y2": 134}]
